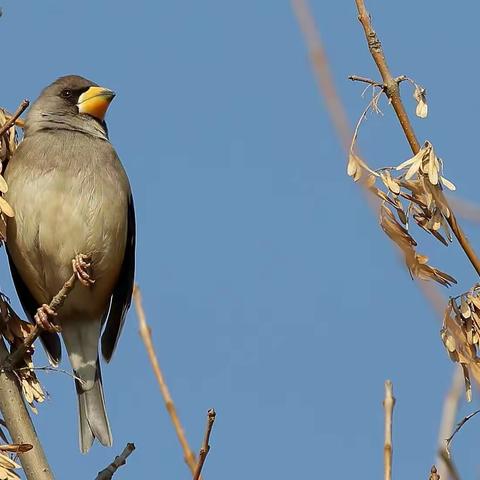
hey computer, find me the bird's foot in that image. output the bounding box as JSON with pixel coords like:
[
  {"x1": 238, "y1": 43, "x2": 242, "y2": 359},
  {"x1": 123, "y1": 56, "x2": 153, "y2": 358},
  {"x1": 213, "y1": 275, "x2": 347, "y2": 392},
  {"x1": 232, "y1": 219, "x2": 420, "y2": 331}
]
[
  {"x1": 34, "y1": 304, "x2": 60, "y2": 332},
  {"x1": 72, "y1": 254, "x2": 95, "y2": 287}
]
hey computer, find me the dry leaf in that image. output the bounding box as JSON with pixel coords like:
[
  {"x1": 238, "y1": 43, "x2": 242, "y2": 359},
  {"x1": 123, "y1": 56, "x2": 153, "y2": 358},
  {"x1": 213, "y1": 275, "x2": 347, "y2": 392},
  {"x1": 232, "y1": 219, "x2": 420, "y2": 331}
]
[
  {"x1": 461, "y1": 296, "x2": 471, "y2": 318},
  {"x1": 413, "y1": 84, "x2": 428, "y2": 118},
  {"x1": 427, "y1": 145, "x2": 439, "y2": 185},
  {"x1": 379, "y1": 171, "x2": 401, "y2": 194},
  {"x1": 440, "y1": 176, "x2": 456, "y2": 191}
]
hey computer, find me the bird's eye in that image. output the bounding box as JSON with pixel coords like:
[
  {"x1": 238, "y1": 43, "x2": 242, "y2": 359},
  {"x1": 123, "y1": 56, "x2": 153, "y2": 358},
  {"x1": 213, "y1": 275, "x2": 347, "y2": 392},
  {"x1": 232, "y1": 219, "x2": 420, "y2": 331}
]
[{"x1": 61, "y1": 89, "x2": 73, "y2": 99}]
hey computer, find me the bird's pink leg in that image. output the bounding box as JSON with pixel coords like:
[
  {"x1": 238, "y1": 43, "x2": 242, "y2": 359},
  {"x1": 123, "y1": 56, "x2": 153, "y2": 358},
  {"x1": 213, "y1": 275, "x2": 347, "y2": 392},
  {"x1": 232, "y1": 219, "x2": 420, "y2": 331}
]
[
  {"x1": 72, "y1": 253, "x2": 95, "y2": 287},
  {"x1": 34, "y1": 304, "x2": 60, "y2": 332}
]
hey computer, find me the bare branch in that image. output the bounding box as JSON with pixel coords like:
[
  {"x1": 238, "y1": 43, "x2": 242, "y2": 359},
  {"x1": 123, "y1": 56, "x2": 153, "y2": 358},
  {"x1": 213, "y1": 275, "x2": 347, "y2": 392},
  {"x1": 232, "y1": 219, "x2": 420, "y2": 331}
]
[
  {"x1": 133, "y1": 285, "x2": 199, "y2": 475},
  {"x1": 383, "y1": 380, "x2": 395, "y2": 480},
  {"x1": 192, "y1": 409, "x2": 216, "y2": 480},
  {"x1": 0, "y1": 100, "x2": 29, "y2": 138},
  {"x1": 95, "y1": 442, "x2": 135, "y2": 480}
]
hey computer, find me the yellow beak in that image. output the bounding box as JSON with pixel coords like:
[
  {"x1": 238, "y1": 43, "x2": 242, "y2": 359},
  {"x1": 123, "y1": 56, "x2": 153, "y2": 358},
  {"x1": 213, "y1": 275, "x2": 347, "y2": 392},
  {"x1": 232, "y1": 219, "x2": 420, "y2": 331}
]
[{"x1": 77, "y1": 86, "x2": 115, "y2": 121}]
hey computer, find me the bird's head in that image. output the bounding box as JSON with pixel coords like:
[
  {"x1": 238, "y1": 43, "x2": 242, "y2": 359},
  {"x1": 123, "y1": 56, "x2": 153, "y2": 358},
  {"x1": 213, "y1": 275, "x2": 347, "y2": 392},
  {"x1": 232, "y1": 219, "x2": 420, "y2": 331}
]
[{"x1": 25, "y1": 75, "x2": 116, "y2": 137}]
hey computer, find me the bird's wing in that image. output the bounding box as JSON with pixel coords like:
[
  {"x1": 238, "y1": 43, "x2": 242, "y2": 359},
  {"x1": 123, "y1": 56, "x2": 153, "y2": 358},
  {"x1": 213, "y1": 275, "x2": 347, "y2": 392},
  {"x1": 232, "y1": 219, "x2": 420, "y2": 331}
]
[
  {"x1": 101, "y1": 193, "x2": 136, "y2": 362},
  {"x1": 6, "y1": 247, "x2": 62, "y2": 366}
]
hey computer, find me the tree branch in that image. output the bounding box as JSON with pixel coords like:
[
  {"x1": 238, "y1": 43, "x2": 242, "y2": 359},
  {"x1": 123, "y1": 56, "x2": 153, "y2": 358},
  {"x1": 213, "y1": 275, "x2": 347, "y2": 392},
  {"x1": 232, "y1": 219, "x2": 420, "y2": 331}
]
[
  {"x1": 192, "y1": 409, "x2": 216, "y2": 480},
  {"x1": 290, "y1": 0, "x2": 450, "y2": 322},
  {"x1": 0, "y1": 340, "x2": 53, "y2": 480},
  {"x1": 354, "y1": 0, "x2": 480, "y2": 277},
  {"x1": 95, "y1": 442, "x2": 135, "y2": 480},
  {"x1": 133, "y1": 285, "x2": 199, "y2": 476}
]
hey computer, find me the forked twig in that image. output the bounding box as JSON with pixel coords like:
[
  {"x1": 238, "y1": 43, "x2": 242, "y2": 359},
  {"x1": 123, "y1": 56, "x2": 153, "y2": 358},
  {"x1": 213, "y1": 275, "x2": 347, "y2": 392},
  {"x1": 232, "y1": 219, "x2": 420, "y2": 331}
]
[
  {"x1": 383, "y1": 381, "x2": 395, "y2": 480},
  {"x1": 192, "y1": 409, "x2": 216, "y2": 480},
  {"x1": 2, "y1": 273, "x2": 77, "y2": 371},
  {"x1": 0, "y1": 100, "x2": 29, "y2": 138},
  {"x1": 446, "y1": 409, "x2": 480, "y2": 452},
  {"x1": 95, "y1": 443, "x2": 135, "y2": 480},
  {"x1": 133, "y1": 285, "x2": 199, "y2": 476}
]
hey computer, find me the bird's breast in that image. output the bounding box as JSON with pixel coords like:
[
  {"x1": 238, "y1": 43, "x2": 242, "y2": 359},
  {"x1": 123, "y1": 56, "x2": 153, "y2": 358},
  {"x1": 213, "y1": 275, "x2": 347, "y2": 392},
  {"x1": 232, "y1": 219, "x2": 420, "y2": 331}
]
[{"x1": 5, "y1": 139, "x2": 129, "y2": 315}]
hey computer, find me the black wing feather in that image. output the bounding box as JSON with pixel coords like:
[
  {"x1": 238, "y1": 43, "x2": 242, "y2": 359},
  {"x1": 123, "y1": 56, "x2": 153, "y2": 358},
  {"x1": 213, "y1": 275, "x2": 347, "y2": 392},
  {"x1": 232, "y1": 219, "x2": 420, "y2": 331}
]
[
  {"x1": 6, "y1": 248, "x2": 62, "y2": 366},
  {"x1": 101, "y1": 194, "x2": 136, "y2": 362}
]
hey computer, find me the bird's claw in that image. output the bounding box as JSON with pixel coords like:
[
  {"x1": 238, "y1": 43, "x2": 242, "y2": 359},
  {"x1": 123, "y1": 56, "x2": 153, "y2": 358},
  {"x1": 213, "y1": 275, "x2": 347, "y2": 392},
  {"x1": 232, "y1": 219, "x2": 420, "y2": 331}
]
[
  {"x1": 72, "y1": 254, "x2": 95, "y2": 287},
  {"x1": 34, "y1": 304, "x2": 60, "y2": 332}
]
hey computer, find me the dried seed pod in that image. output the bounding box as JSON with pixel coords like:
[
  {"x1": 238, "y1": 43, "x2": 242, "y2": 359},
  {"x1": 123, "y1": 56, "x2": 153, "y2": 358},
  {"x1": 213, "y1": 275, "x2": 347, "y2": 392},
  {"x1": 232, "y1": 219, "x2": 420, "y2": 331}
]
[{"x1": 413, "y1": 84, "x2": 428, "y2": 118}]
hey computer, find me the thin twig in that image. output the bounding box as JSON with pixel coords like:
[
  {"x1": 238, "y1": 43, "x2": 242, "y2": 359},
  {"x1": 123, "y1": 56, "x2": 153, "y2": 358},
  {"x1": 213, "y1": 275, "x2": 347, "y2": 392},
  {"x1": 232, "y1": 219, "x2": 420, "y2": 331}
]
[
  {"x1": 436, "y1": 366, "x2": 463, "y2": 480},
  {"x1": 192, "y1": 409, "x2": 216, "y2": 480},
  {"x1": 0, "y1": 100, "x2": 29, "y2": 138},
  {"x1": 354, "y1": 0, "x2": 480, "y2": 277},
  {"x1": 15, "y1": 365, "x2": 83, "y2": 383},
  {"x1": 348, "y1": 75, "x2": 384, "y2": 88},
  {"x1": 350, "y1": 89, "x2": 383, "y2": 157},
  {"x1": 133, "y1": 285, "x2": 199, "y2": 476},
  {"x1": 383, "y1": 381, "x2": 395, "y2": 480},
  {"x1": 95, "y1": 442, "x2": 135, "y2": 480},
  {"x1": 2, "y1": 273, "x2": 77, "y2": 371},
  {"x1": 446, "y1": 408, "x2": 480, "y2": 451}
]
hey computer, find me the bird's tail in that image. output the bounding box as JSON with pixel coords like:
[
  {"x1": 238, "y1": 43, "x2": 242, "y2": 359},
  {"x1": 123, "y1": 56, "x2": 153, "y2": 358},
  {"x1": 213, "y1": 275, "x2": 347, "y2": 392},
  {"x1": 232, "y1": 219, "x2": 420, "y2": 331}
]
[
  {"x1": 62, "y1": 317, "x2": 112, "y2": 452},
  {"x1": 76, "y1": 359, "x2": 112, "y2": 454}
]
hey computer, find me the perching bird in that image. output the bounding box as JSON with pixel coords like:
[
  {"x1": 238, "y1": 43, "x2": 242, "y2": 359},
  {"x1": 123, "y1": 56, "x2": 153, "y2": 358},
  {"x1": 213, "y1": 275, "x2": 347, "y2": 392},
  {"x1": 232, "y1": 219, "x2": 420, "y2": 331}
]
[{"x1": 4, "y1": 75, "x2": 135, "y2": 453}]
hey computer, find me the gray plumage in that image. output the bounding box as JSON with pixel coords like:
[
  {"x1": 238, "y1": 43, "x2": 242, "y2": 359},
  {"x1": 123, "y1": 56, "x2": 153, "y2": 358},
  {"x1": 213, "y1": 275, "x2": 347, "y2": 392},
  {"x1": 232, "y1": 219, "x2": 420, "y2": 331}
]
[{"x1": 4, "y1": 75, "x2": 135, "y2": 453}]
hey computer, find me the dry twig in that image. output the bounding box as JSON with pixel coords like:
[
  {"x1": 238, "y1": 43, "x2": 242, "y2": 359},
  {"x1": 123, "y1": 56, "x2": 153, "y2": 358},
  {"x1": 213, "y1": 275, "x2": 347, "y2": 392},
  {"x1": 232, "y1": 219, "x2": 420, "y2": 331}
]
[
  {"x1": 2, "y1": 273, "x2": 77, "y2": 371},
  {"x1": 446, "y1": 408, "x2": 480, "y2": 453},
  {"x1": 192, "y1": 409, "x2": 216, "y2": 480},
  {"x1": 95, "y1": 442, "x2": 135, "y2": 480},
  {"x1": 0, "y1": 100, "x2": 29, "y2": 138},
  {"x1": 133, "y1": 285, "x2": 199, "y2": 475},
  {"x1": 383, "y1": 381, "x2": 395, "y2": 480}
]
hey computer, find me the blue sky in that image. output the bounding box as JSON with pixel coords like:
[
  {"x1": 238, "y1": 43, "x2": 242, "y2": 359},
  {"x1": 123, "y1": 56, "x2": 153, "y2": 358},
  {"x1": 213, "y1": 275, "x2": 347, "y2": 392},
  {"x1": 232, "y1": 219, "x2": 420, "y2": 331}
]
[{"x1": 1, "y1": 1, "x2": 480, "y2": 478}]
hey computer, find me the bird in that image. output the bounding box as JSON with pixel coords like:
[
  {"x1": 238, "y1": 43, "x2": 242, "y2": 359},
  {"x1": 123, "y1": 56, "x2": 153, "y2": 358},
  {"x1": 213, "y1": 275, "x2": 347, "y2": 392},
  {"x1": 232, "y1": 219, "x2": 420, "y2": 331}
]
[{"x1": 3, "y1": 75, "x2": 135, "y2": 453}]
